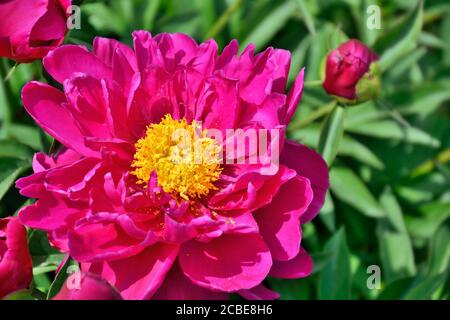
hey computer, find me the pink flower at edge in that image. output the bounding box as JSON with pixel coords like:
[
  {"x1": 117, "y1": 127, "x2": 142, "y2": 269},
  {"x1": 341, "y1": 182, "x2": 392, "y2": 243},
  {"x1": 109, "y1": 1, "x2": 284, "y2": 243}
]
[
  {"x1": 0, "y1": 0, "x2": 71, "y2": 63},
  {"x1": 0, "y1": 217, "x2": 33, "y2": 299},
  {"x1": 16, "y1": 32, "x2": 330, "y2": 300},
  {"x1": 54, "y1": 272, "x2": 123, "y2": 300},
  {"x1": 322, "y1": 39, "x2": 379, "y2": 100}
]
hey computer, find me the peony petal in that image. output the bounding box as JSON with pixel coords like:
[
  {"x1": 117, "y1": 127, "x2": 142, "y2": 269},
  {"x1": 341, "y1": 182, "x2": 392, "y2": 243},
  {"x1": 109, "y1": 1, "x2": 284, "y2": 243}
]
[
  {"x1": 93, "y1": 37, "x2": 136, "y2": 69},
  {"x1": 179, "y1": 234, "x2": 272, "y2": 292},
  {"x1": 54, "y1": 272, "x2": 123, "y2": 300},
  {"x1": 283, "y1": 68, "x2": 304, "y2": 124},
  {"x1": 208, "y1": 165, "x2": 296, "y2": 213},
  {"x1": 68, "y1": 217, "x2": 146, "y2": 262},
  {"x1": 19, "y1": 193, "x2": 86, "y2": 232},
  {"x1": 280, "y1": 140, "x2": 329, "y2": 223},
  {"x1": 0, "y1": 218, "x2": 33, "y2": 299},
  {"x1": 239, "y1": 48, "x2": 290, "y2": 105},
  {"x1": 84, "y1": 243, "x2": 179, "y2": 300},
  {"x1": 269, "y1": 248, "x2": 313, "y2": 279},
  {"x1": 29, "y1": 0, "x2": 67, "y2": 46},
  {"x1": 0, "y1": 0, "x2": 48, "y2": 62},
  {"x1": 43, "y1": 45, "x2": 111, "y2": 83},
  {"x1": 63, "y1": 74, "x2": 111, "y2": 138},
  {"x1": 155, "y1": 32, "x2": 199, "y2": 72},
  {"x1": 153, "y1": 262, "x2": 228, "y2": 300},
  {"x1": 255, "y1": 175, "x2": 313, "y2": 261},
  {"x1": 21, "y1": 81, "x2": 97, "y2": 157},
  {"x1": 238, "y1": 284, "x2": 280, "y2": 300}
]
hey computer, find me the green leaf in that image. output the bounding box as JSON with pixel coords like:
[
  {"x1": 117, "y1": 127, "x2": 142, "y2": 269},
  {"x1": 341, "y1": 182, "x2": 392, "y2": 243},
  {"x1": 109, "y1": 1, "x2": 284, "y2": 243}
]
[
  {"x1": 0, "y1": 140, "x2": 33, "y2": 160},
  {"x1": 346, "y1": 120, "x2": 440, "y2": 147},
  {"x1": 195, "y1": 0, "x2": 216, "y2": 38},
  {"x1": 46, "y1": 257, "x2": 78, "y2": 300},
  {"x1": 0, "y1": 158, "x2": 30, "y2": 200},
  {"x1": 306, "y1": 24, "x2": 348, "y2": 81},
  {"x1": 291, "y1": 125, "x2": 384, "y2": 169},
  {"x1": 142, "y1": 0, "x2": 161, "y2": 30},
  {"x1": 269, "y1": 278, "x2": 311, "y2": 300},
  {"x1": 403, "y1": 273, "x2": 447, "y2": 300},
  {"x1": 386, "y1": 81, "x2": 450, "y2": 116},
  {"x1": 375, "y1": 0, "x2": 424, "y2": 71},
  {"x1": 377, "y1": 277, "x2": 414, "y2": 300},
  {"x1": 33, "y1": 273, "x2": 52, "y2": 293},
  {"x1": 319, "y1": 192, "x2": 335, "y2": 232},
  {"x1": 406, "y1": 202, "x2": 450, "y2": 240},
  {"x1": 318, "y1": 105, "x2": 345, "y2": 166},
  {"x1": 0, "y1": 63, "x2": 12, "y2": 130},
  {"x1": 344, "y1": 101, "x2": 387, "y2": 129},
  {"x1": 338, "y1": 135, "x2": 385, "y2": 170},
  {"x1": 377, "y1": 189, "x2": 416, "y2": 282},
  {"x1": 427, "y1": 218, "x2": 450, "y2": 276},
  {"x1": 387, "y1": 47, "x2": 427, "y2": 80},
  {"x1": 241, "y1": 0, "x2": 297, "y2": 50},
  {"x1": 8, "y1": 124, "x2": 44, "y2": 150},
  {"x1": 311, "y1": 251, "x2": 334, "y2": 274},
  {"x1": 419, "y1": 31, "x2": 446, "y2": 49},
  {"x1": 379, "y1": 188, "x2": 407, "y2": 232},
  {"x1": 288, "y1": 35, "x2": 312, "y2": 83},
  {"x1": 294, "y1": 0, "x2": 316, "y2": 35},
  {"x1": 330, "y1": 167, "x2": 385, "y2": 218},
  {"x1": 83, "y1": 3, "x2": 127, "y2": 35},
  {"x1": 318, "y1": 228, "x2": 352, "y2": 299}
]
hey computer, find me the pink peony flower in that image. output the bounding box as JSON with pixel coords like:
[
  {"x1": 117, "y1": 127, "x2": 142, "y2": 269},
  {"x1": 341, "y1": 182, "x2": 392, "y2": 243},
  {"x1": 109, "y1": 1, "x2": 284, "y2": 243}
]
[
  {"x1": 0, "y1": 217, "x2": 33, "y2": 298},
  {"x1": 17, "y1": 32, "x2": 329, "y2": 300},
  {"x1": 54, "y1": 272, "x2": 123, "y2": 300},
  {"x1": 0, "y1": 0, "x2": 71, "y2": 63},
  {"x1": 322, "y1": 39, "x2": 379, "y2": 101}
]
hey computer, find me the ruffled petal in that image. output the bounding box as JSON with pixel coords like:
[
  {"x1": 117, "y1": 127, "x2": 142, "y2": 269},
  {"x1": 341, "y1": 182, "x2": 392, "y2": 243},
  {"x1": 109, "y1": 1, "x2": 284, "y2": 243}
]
[
  {"x1": 238, "y1": 284, "x2": 280, "y2": 300},
  {"x1": 21, "y1": 81, "x2": 97, "y2": 157},
  {"x1": 280, "y1": 140, "x2": 329, "y2": 223},
  {"x1": 153, "y1": 262, "x2": 228, "y2": 300},
  {"x1": 0, "y1": 218, "x2": 33, "y2": 298},
  {"x1": 282, "y1": 68, "x2": 304, "y2": 124},
  {"x1": 269, "y1": 248, "x2": 313, "y2": 279},
  {"x1": 179, "y1": 234, "x2": 272, "y2": 292},
  {"x1": 68, "y1": 216, "x2": 148, "y2": 262},
  {"x1": 54, "y1": 272, "x2": 123, "y2": 300},
  {"x1": 44, "y1": 45, "x2": 111, "y2": 83},
  {"x1": 255, "y1": 176, "x2": 312, "y2": 261},
  {"x1": 84, "y1": 243, "x2": 179, "y2": 300}
]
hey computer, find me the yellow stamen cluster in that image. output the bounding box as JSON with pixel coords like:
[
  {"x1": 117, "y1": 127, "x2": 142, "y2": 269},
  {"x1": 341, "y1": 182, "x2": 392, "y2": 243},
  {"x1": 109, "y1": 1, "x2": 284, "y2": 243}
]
[{"x1": 131, "y1": 115, "x2": 223, "y2": 200}]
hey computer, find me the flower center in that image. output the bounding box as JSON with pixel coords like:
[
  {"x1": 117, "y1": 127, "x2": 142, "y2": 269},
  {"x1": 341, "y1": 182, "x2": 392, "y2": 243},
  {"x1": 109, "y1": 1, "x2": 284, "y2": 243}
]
[{"x1": 131, "y1": 114, "x2": 222, "y2": 200}]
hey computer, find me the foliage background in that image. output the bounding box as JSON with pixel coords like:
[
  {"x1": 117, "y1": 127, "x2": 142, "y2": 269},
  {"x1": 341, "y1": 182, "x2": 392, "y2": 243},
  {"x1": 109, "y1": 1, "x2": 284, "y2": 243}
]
[{"x1": 0, "y1": 0, "x2": 449, "y2": 300}]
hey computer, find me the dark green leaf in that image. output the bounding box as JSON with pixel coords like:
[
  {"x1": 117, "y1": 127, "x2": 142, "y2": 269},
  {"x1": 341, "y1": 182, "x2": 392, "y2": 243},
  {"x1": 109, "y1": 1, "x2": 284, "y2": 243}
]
[
  {"x1": 318, "y1": 228, "x2": 352, "y2": 299},
  {"x1": 375, "y1": 0, "x2": 424, "y2": 71},
  {"x1": 331, "y1": 167, "x2": 385, "y2": 218}
]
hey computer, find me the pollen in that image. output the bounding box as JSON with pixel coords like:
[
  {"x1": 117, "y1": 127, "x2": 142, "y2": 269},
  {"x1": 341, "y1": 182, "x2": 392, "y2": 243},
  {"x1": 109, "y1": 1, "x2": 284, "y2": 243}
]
[{"x1": 131, "y1": 114, "x2": 223, "y2": 200}]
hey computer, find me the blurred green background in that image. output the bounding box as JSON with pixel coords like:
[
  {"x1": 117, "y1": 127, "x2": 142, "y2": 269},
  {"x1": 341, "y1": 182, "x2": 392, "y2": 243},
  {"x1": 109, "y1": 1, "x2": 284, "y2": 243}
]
[{"x1": 0, "y1": 0, "x2": 449, "y2": 300}]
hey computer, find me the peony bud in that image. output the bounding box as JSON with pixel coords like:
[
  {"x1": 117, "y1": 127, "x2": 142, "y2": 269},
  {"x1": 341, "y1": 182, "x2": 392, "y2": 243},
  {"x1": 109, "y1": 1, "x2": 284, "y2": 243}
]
[
  {"x1": 0, "y1": 0, "x2": 71, "y2": 63},
  {"x1": 322, "y1": 39, "x2": 380, "y2": 104},
  {"x1": 54, "y1": 272, "x2": 123, "y2": 300},
  {"x1": 0, "y1": 217, "x2": 33, "y2": 299}
]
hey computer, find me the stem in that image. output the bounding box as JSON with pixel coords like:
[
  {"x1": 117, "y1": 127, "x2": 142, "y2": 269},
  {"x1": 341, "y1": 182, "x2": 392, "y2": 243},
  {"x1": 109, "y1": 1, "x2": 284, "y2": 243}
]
[
  {"x1": 376, "y1": 98, "x2": 411, "y2": 128},
  {"x1": 303, "y1": 80, "x2": 323, "y2": 87},
  {"x1": 205, "y1": 0, "x2": 243, "y2": 40},
  {"x1": 288, "y1": 100, "x2": 337, "y2": 131},
  {"x1": 318, "y1": 103, "x2": 346, "y2": 166},
  {"x1": 410, "y1": 148, "x2": 450, "y2": 178}
]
